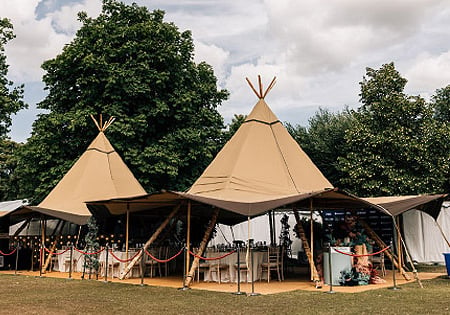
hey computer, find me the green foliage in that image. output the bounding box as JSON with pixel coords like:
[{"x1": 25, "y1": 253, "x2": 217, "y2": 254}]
[
  {"x1": 287, "y1": 108, "x2": 355, "y2": 187},
  {"x1": 84, "y1": 217, "x2": 100, "y2": 273},
  {"x1": 222, "y1": 114, "x2": 247, "y2": 142},
  {"x1": 0, "y1": 18, "x2": 27, "y2": 201},
  {"x1": 337, "y1": 63, "x2": 449, "y2": 196},
  {"x1": 432, "y1": 85, "x2": 450, "y2": 122},
  {"x1": 12, "y1": 1, "x2": 228, "y2": 203}
]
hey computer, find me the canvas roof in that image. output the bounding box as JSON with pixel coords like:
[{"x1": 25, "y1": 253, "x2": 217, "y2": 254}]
[
  {"x1": 15, "y1": 118, "x2": 146, "y2": 225},
  {"x1": 87, "y1": 78, "x2": 392, "y2": 221},
  {"x1": 0, "y1": 200, "x2": 29, "y2": 218},
  {"x1": 362, "y1": 194, "x2": 448, "y2": 220}
]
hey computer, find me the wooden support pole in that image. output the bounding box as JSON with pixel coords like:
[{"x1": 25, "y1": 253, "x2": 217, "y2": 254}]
[
  {"x1": 119, "y1": 204, "x2": 181, "y2": 280},
  {"x1": 126, "y1": 206, "x2": 130, "y2": 261},
  {"x1": 293, "y1": 209, "x2": 320, "y2": 282},
  {"x1": 186, "y1": 201, "x2": 191, "y2": 278},
  {"x1": 268, "y1": 211, "x2": 274, "y2": 246},
  {"x1": 42, "y1": 221, "x2": 66, "y2": 272},
  {"x1": 184, "y1": 208, "x2": 219, "y2": 287},
  {"x1": 309, "y1": 200, "x2": 314, "y2": 281},
  {"x1": 358, "y1": 219, "x2": 410, "y2": 280},
  {"x1": 396, "y1": 216, "x2": 403, "y2": 272},
  {"x1": 13, "y1": 218, "x2": 32, "y2": 236},
  {"x1": 436, "y1": 221, "x2": 450, "y2": 247}
]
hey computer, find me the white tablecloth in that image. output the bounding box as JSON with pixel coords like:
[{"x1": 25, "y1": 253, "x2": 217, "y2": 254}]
[
  {"x1": 99, "y1": 250, "x2": 140, "y2": 278},
  {"x1": 53, "y1": 249, "x2": 84, "y2": 272},
  {"x1": 202, "y1": 250, "x2": 267, "y2": 282}
]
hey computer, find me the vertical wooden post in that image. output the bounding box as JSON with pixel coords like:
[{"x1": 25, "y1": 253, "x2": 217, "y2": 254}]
[
  {"x1": 309, "y1": 199, "x2": 314, "y2": 281},
  {"x1": 396, "y1": 216, "x2": 403, "y2": 273},
  {"x1": 184, "y1": 208, "x2": 219, "y2": 287},
  {"x1": 126, "y1": 204, "x2": 130, "y2": 261},
  {"x1": 119, "y1": 204, "x2": 180, "y2": 280},
  {"x1": 40, "y1": 216, "x2": 46, "y2": 275},
  {"x1": 293, "y1": 209, "x2": 319, "y2": 282},
  {"x1": 186, "y1": 201, "x2": 192, "y2": 277}
]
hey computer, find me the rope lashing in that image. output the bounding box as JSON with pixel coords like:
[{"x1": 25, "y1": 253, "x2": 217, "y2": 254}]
[
  {"x1": 333, "y1": 246, "x2": 391, "y2": 257},
  {"x1": 188, "y1": 249, "x2": 236, "y2": 261},
  {"x1": 144, "y1": 248, "x2": 184, "y2": 263},
  {"x1": 0, "y1": 248, "x2": 17, "y2": 256}
]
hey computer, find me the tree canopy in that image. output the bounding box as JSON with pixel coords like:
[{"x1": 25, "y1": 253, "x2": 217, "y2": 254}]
[
  {"x1": 337, "y1": 63, "x2": 449, "y2": 196},
  {"x1": 12, "y1": 0, "x2": 228, "y2": 203},
  {"x1": 0, "y1": 18, "x2": 26, "y2": 200}
]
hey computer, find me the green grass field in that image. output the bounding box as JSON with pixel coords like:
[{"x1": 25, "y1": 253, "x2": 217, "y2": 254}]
[{"x1": 0, "y1": 266, "x2": 448, "y2": 315}]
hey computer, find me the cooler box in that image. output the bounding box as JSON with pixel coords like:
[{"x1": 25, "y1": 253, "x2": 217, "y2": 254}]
[
  {"x1": 323, "y1": 247, "x2": 352, "y2": 285},
  {"x1": 443, "y1": 253, "x2": 450, "y2": 277}
]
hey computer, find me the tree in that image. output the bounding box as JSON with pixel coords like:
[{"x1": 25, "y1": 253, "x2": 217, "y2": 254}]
[
  {"x1": 337, "y1": 63, "x2": 449, "y2": 196},
  {"x1": 0, "y1": 18, "x2": 26, "y2": 201},
  {"x1": 222, "y1": 114, "x2": 246, "y2": 142},
  {"x1": 432, "y1": 85, "x2": 450, "y2": 122},
  {"x1": 13, "y1": 1, "x2": 228, "y2": 203},
  {"x1": 287, "y1": 108, "x2": 355, "y2": 187}
]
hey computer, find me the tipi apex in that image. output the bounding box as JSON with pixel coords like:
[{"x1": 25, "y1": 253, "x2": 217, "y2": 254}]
[
  {"x1": 185, "y1": 75, "x2": 333, "y2": 215},
  {"x1": 28, "y1": 114, "x2": 146, "y2": 225}
]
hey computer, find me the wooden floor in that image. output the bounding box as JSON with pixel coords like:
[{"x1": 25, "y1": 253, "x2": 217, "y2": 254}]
[{"x1": 1, "y1": 269, "x2": 444, "y2": 295}]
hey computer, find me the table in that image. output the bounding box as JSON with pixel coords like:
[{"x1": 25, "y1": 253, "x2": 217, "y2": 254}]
[
  {"x1": 98, "y1": 250, "x2": 140, "y2": 279},
  {"x1": 203, "y1": 249, "x2": 267, "y2": 283},
  {"x1": 53, "y1": 249, "x2": 84, "y2": 272}
]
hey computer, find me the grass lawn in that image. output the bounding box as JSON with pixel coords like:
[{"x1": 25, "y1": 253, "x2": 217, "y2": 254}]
[{"x1": 0, "y1": 266, "x2": 448, "y2": 315}]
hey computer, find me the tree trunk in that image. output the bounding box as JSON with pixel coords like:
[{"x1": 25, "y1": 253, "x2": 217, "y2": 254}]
[
  {"x1": 184, "y1": 208, "x2": 219, "y2": 287},
  {"x1": 119, "y1": 204, "x2": 181, "y2": 280}
]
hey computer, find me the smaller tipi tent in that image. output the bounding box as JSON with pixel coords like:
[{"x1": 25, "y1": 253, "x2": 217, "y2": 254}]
[{"x1": 24, "y1": 115, "x2": 146, "y2": 225}]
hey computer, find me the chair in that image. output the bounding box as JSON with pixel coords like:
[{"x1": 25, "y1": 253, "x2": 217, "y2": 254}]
[
  {"x1": 196, "y1": 261, "x2": 211, "y2": 282},
  {"x1": 260, "y1": 246, "x2": 284, "y2": 282},
  {"x1": 63, "y1": 256, "x2": 77, "y2": 273},
  {"x1": 157, "y1": 246, "x2": 170, "y2": 277},
  {"x1": 142, "y1": 247, "x2": 159, "y2": 278},
  {"x1": 209, "y1": 261, "x2": 229, "y2": 284}
]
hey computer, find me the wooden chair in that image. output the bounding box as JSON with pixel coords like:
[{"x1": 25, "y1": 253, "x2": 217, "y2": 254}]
[
  {"x1": 209, "y1": 261, "x2": 229, "y2": 284},
  {"x1": 260, "y1": 246, "x2": 284, "y2": 282},
  {"x1": 157, "y1": 246, "x2": 170, "y2": 277},
  {"x1": 143, "y1": 247, "x2": 159, "y2": 278}
]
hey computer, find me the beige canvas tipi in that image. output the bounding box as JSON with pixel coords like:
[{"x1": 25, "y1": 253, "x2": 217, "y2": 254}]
[
  {"x1": 28, "y1": 116, "x2": 146, "y2": 225},
  {"x1": 184, "y1": 77, "x2": 334, "y2": 216}
]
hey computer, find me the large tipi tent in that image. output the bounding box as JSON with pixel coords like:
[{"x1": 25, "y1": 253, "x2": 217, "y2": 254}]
[{"x1": 18, "y1": 116, "x2": 146, "y2": 225}]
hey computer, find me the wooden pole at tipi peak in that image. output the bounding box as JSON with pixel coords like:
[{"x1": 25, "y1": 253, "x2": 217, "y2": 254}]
[
  {"x1": 119, "y1": 204, "x2": 181, "y2": 280},
  {"x1": 184, "y1": 208, "x2": 220, "y2": 288}
]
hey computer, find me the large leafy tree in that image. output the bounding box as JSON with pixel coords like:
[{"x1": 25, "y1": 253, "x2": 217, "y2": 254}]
[
  {"x1": 13, "y1": 1, "x2": 228, "y2": 203},
  {"x1": 287, "y1": 108, "x2": 355, "y2": 187},
  {"x1": 338, "y1": 63, "x2": 449, "y2": 196},
  {"x1": 0, "y1": 18, "x2": 26, "y2": 200}
]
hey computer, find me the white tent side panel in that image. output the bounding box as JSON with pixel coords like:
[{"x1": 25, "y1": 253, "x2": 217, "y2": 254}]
[{"x1": 403, "y1": 203, "x2": 450, "y2": 264}]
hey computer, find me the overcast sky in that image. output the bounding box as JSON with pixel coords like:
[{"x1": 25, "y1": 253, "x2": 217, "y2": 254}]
[{"x1": 2, "y1": 0, "x2": 450, "y2": 142}]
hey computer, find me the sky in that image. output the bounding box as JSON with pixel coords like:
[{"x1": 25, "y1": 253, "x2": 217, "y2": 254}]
[{"x1": 2, "y1": 0, "x2": 450, "y2": 143}]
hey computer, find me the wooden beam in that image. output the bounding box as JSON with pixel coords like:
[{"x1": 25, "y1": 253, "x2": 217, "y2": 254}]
[
  {"x1": 119, "y1": 204, "x2": 181, "y2": 280},
  {"x1": 184, "y1": 208, "x2": 219, "y2": 287},
  {"x1": 358, "y1": 219, "x2": 410, "y2": 280},
  {"x1": 293, "y1": 209, "x2": 320, "y2": 282},
  {"x1": 42, "y1": 221, "x2": 66, "y2": 272},
  {"x1": 13, "y1": 218, "x2": 32, "y2": 236},
  {"x1": 309, "y1": 200, "x2": 314, "y2": 281},
  {"x1": 186, "y1": 201, "x2": 191, "y2": 278}
]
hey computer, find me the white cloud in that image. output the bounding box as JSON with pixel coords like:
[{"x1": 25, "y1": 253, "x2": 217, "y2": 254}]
[
  {"x1": 405, "y1": 51, "x2": 450, "y2": 95},
  {"x1": 193, "y1": 41, "x2": 230, "y2": 86},
  {"x1": 2, "y1": 0, "x2": 101, "y2": 83}
]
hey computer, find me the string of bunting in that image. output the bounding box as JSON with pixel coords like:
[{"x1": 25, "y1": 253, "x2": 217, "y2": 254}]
[
  {"x1": 109, "y1": 249, "x2": 142, "y2": 263},
  {"x1": 0, "y1": 248, "x2": 17, "y2": 256},
  {"x1": 144, "y1": 248, "x2": 184, "y2": 263},
  {"x1": 188, "y1": 249, "x2": 236, "y2": 261},
  {"x1": 333, "y1": 246, "x2": 391, "y2": 257}
]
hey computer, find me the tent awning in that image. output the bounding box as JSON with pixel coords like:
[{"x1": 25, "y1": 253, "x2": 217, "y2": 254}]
[{"x1": 362, "y1": 194, "x2": 448, "y2": 219}]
